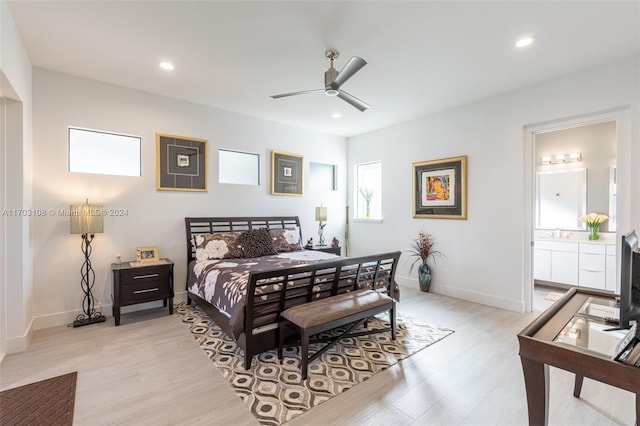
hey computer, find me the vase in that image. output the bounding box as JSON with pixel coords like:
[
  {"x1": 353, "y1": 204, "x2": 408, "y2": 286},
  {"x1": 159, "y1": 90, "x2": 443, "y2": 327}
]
[
  {"x1": 588, "y1": 225, "x2": 600, "y2": 240},
  {"x1": 418, "y1": 262, "x2": 432, "y2": 292}
]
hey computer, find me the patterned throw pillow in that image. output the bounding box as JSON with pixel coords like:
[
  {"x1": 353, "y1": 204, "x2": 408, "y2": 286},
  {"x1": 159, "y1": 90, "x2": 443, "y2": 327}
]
[
  {"x1": 192, "y1": 232, "x2": 244, "y2": 260},
  {"x1": 270, "y1": 227, "x2": 303, "y2": 252},
  {"x1": 240, "y1": 228, "x2": 278, "y2": 258}
]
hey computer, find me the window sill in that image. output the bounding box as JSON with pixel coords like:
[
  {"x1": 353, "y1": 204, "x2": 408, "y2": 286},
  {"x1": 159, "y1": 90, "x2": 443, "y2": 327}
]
[{"x1": 352, "y1": 218, "x2": 383, "y2": 224}]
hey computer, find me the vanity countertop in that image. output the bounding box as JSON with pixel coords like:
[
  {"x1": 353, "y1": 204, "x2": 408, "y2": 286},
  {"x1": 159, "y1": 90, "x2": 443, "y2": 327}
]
[{"x1": 535, "y1": 232, "x2": 615, "y2": 245}]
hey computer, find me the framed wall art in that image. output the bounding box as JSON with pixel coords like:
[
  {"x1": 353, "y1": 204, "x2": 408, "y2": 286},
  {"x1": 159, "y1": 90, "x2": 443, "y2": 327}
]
[
  {"x1": 413, "y1": 155, "x2": 467, "y2": 219},
  {"x1": 271, "y1": 150, "x2": 303, "y2": 196},
  {"x1": 156, "y1": 133, "x2": 207, "y2": 191}
]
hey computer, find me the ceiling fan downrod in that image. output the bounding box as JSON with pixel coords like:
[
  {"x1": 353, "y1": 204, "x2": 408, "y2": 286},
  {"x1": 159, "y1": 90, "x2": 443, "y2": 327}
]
[{"x1": 324, "y1": 49, "x2": 339, "y2": 96}]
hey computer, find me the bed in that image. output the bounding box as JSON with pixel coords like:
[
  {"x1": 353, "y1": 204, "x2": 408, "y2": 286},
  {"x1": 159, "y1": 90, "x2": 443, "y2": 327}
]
[{"x1": 185, "y1": 216, "x2": 400, "y2": 368}]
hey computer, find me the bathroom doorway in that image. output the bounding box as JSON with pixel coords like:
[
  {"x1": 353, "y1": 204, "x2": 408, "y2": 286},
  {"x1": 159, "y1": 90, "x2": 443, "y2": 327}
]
[{"x1": 524, "y1": 108, "x2": 630, "y2": 313}]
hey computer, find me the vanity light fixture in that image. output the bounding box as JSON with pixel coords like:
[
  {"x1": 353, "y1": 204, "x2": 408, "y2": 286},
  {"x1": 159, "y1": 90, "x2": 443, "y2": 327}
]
[{"x1": 541, "y1": 152, "x2": 582, "y2": 165}]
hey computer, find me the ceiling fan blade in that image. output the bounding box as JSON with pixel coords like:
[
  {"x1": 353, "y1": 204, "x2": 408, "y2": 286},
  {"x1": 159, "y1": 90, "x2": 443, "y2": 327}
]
[
  {"x1": 332, "y1": 56, "x2": 367, "y2": 88},
  {"x1": 271, "y1": 89, "x2": 323, "y2": 99},
  {"x1": 336, "y1": 90, "x2": 370, "y2": 112}
]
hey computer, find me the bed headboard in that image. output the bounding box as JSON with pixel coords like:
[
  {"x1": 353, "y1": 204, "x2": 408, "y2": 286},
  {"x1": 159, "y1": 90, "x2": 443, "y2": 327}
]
[{"x1": 185, "y1": 216, "x2": 302, "y2": 263}]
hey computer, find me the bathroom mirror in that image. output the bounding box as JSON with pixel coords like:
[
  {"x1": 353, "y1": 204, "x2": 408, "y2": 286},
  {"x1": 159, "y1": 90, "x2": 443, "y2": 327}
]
[
  {"x1": 534, "y1": 120, "x2": 616, "y2": 232},
  {"x1": 536, "y1": 169, "x2": 587, "y2": 230}
]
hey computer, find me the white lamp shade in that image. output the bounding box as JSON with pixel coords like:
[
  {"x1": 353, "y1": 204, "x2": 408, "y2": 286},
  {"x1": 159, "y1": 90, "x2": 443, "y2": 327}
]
[
  {"x1": 70, "y1": 204, "x2": 104, "y2": 234},
  {"x1": 315, "y1": 206, "x2": 327, "y2": 222}
]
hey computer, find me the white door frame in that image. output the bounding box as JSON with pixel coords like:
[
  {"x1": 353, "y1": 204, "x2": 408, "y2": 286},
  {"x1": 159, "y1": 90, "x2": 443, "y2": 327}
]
[{"x1": 522, "y1": 107, "x2": 630, "y2": 312}]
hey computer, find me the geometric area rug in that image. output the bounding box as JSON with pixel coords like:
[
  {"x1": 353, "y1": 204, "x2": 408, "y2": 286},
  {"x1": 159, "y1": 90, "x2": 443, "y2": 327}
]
[
  {"x1": 0, "y1": 371, "x2": 77, "y2": 426},
  {"x1": 176, "y1": 303, "x2": 454, "y2": 426}
]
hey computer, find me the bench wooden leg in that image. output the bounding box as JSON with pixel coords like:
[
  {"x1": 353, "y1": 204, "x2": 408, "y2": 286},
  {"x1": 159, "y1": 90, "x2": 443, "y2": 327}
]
[
  {"x1": 391, "y1": 303, "x2": 396, "y2": 340},
  {"x1": 301, "y1": 329, "x2": 310, "y2": 380},
  {"x1": 278, "y1": 321, "x2": 285, "y2": 361}
]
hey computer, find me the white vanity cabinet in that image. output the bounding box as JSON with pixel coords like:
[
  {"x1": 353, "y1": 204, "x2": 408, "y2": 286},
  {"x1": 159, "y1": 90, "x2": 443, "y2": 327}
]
[
  {"x1": 534, "y1": 240, "x2": 616, "y2": 291},
  {"x1": 533, "y1": 248, "x2": 552, "y2": 281},
  {"x1": 578, "y1": 243, "x2": 606, "y2": 289},
  {"x1": 534, "y1": 241, "x2": 578, "y2": 286},
  {"x1": 605, "y1": 244, "x2": 617, "y2": 292}
]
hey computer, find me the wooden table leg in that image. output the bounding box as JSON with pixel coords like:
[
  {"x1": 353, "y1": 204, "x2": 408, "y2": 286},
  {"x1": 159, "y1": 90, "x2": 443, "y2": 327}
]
[
  {"x1": 520, "y1": 357, "x2": 549, "y2": 426},
  {"x1": 573, "y1": 374, "x2": 584, "y2": 398}
]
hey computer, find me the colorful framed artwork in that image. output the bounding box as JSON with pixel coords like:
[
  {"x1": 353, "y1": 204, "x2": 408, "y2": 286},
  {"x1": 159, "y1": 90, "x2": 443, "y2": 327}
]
[
  {"x1": 271, "y1": 150, "x2": 303, "y2": 196},
  {"x1": 413, "y1": 155, "x2": 467, "y2": 219},
  {"x1": 136, "y1": 246, "x2": 159, "y2": 262},
  {"x1": 156, "y1": 133, "x2": 207, "y2": 191}
]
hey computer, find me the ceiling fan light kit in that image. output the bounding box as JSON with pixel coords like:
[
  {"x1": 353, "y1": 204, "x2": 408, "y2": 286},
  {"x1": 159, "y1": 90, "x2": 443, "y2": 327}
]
[{"x1": 271, "y1": 49, "x2": 371, "y2": 111}]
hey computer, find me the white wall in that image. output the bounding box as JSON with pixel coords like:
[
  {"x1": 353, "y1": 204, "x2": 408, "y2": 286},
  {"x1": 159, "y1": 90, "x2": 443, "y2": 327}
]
[
  {"x1": 1, "y1": 0, "x2": 34, "y2": 356},
  {"x1": 348, "y1": 57, "x2": 640, "y2": 312},
  {"x1": 31, "y1": 68, "x2": 347, "y2": 329}
]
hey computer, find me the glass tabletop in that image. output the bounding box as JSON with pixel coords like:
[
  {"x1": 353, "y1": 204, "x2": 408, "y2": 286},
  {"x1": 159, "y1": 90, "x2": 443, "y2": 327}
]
[
  {"x1": 576, "y1": 296, "x2": 619, "y2": 320},
  {"x1": 554, "y1": 315, "x2": 629, "y2": 357}
]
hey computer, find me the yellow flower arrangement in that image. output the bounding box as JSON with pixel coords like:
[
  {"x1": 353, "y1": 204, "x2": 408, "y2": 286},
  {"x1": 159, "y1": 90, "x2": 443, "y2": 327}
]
[
  {"x1": 579, "y1": 213, "x2": 609, "y2": 240},
  {"x1": 578, "y1": 213, "x2": 609, "y2": 228}
]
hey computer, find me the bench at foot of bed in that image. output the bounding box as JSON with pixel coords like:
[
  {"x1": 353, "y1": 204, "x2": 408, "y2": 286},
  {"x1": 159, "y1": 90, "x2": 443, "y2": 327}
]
[{"x1": 277, "y1": 289, "x2": 396, "y2": 380}]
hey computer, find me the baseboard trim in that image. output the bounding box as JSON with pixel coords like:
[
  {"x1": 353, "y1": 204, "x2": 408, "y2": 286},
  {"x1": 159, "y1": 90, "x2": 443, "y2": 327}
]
[
  {"x1": 396, "y1": 275, "x2": 524, "y2": 312},
  {"x1": 6, "y1": 316, "x2": 34, "y2": 354},
  {"x1": 32, "y1": 291, "x2": 189, "y2": 330}
]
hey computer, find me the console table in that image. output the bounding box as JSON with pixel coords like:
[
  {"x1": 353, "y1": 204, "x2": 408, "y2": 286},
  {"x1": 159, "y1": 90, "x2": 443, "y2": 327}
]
[{"x1": 518, "y1": 287, "x2": 639, "y2": 425}]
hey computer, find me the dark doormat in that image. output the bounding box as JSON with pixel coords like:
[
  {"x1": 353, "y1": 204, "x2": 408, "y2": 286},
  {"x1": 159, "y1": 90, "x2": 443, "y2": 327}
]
[{"x1": 0, "y1": 371, "x2": 77, "y2": 425}]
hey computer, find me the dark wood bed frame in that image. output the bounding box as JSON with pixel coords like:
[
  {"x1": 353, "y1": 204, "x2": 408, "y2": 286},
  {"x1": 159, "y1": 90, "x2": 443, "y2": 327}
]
[{"x1": 185, "y1": 216, "x2": 401, "y2": 369}]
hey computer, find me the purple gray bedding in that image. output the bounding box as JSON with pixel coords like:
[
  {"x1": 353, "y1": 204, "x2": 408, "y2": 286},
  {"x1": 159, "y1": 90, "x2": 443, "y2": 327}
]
[{"x1": 186, "y1": 250, "x2": 340, "y2": 338}]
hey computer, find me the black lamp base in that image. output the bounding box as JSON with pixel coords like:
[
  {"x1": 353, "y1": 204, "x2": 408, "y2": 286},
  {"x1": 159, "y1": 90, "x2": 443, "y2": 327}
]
[{"x1": 73, "y1": 315, "x2": 106, "y2": 328}]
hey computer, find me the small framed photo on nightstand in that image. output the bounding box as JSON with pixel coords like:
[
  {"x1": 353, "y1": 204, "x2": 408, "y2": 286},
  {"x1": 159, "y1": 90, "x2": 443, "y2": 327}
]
[{"x1": 136, "y1": 246, "x2": 159, "y2": 262}]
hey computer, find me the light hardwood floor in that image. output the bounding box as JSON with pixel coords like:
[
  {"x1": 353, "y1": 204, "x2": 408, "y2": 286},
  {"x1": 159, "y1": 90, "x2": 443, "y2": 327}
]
[{"x1": 1, "y1": 285, "x2": 635, "y2": 425}]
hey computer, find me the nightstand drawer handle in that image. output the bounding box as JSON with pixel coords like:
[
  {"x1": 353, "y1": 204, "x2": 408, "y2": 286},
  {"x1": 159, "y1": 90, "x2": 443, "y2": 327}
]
[
  {"x1": 133, "y1": 273, "x2": 159, "y2": 279},
  {"x1": 133, "y1": 287, "x2": 159, "y2": 294}
]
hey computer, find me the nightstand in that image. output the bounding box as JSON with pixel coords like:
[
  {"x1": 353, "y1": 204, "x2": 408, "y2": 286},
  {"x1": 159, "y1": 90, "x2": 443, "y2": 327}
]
[
  {"x1": 307, "y1": 245, "x2": 341, "y2": 256},
  {"x1": 111, "y1": 259, "x2": 174, "y2": 326}
]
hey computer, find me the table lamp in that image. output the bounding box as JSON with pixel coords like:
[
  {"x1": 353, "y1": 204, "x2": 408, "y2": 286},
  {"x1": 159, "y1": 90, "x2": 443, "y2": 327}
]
[{"x1": 315, "y1": 204, "x2": 327, "y2": 246}]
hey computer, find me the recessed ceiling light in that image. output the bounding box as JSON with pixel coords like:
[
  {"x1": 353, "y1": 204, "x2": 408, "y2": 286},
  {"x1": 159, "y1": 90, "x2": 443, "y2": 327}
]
[
  {"x1": 331, "y1": 112, "x2": 342, "y2": 119},
  {"x1": 158, "y1": 61, "x2": 174, "y2": 71},
  {"x1": 515, "y1": 36, "x2": 536, "y2": 48}
]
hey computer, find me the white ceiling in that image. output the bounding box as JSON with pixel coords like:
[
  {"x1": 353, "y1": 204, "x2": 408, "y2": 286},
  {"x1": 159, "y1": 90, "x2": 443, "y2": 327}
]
[{"x1": 7, "y1": 1, "x2": 640, "y2": 137}]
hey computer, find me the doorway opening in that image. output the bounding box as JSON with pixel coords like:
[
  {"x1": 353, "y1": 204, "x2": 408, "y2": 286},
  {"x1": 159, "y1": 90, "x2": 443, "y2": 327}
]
[{"x1": 524, "y1": 108, "x2": 630, "y2": 313}]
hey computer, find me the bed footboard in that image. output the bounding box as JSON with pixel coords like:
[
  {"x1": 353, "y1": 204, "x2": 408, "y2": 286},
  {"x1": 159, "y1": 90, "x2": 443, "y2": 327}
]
[{"x1": 242, "y1": 251, "x2": 401, "y2": 369}]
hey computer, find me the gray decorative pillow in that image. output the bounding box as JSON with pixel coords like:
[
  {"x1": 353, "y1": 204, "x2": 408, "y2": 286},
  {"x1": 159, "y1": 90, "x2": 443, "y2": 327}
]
[
  {"x1": 270, "y1": 227, "x2": 303, "y2": 252},
  {"x1": 192, "y1": 232, "x2": 244, "y2": 260},
  {"x1": 240, "y1": 228, "x2": 278, "y2": 258}
]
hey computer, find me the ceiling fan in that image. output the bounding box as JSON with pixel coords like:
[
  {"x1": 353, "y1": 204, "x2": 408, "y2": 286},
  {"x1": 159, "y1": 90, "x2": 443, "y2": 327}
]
[{"x1": 271, "y1": 49, "x2": 371, "y2": 112}]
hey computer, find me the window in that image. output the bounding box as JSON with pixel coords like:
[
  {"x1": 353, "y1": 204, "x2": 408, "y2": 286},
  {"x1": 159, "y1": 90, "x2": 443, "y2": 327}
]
[
  {"x1": 68, "y1": 127, "x2": 141, "y2": 176},
  {"x1": 218, "y1": 149, "x2": 260, "y2": 185},
  {"x1": 354, "y1": 161, "x2": 382, "y2": 220},
  {"x1": 310, "y1": 162, "x2": 337, "y2": 190}
]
